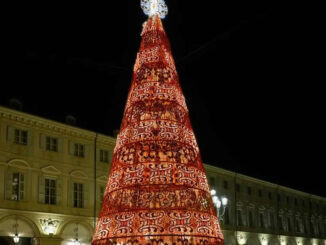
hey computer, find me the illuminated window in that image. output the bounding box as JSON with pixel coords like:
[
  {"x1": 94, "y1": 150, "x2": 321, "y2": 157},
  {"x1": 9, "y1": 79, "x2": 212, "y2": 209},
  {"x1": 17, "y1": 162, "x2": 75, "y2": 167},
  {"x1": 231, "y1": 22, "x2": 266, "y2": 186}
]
[
  {"x1": 11, "y1": 172, "x2": 24, "y2": 201},
  {"x1": 73, "y1": 183, "x2": 84, "y2": 208},
  {"x1": 74, "y1": 143, "x2": 85, "y2": 158},
  {"x1": 100, "y1": 149, "x2": 109, "y2": 163},
  {"x1": 45, "y1": 178, "x2": 56, "y2": 205},
  {"x1": 14, "y1": 129, "x2": 28, "y2": 145},
  {"x1": 46, "y1": 136, "x2": 58, "y2": 152}
]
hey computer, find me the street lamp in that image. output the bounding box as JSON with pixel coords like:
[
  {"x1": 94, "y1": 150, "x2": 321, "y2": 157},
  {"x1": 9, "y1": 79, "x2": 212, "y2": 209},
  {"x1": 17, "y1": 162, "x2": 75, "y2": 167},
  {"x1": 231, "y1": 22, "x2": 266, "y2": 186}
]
[
  {"x1": 73, "y1": 224, "x2": 80, "y2": 245},
  {"x1": 210, "y1": 189, "x2": 228, "y2": 221},
  {"x1": 13, "y1": 219, "x2": 20, "y2": 244},
  {"x1": 13, "y1": 234, "x2": 20, "y2": 244}
]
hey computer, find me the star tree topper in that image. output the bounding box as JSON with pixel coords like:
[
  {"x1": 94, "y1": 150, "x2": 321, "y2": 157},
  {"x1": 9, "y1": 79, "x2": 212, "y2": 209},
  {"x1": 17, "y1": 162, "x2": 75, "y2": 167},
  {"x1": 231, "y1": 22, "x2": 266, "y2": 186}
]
[{"x1": 141, "y1": 0, "x2": 168, "y2": 19}]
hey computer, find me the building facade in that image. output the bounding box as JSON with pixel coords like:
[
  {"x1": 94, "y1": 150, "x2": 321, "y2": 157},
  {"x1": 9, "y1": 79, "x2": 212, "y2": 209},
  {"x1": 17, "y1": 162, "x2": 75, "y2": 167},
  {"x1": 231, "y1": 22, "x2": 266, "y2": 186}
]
[{"x1": 0, "y1": 106, "x2": 325, "y2": 245}]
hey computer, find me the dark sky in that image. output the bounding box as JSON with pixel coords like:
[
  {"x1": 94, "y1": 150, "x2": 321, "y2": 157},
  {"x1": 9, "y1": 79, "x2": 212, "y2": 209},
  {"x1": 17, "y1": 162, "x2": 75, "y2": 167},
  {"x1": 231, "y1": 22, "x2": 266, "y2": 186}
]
[{"x1": 2, "y1": 2, "x2": 324, "y2": 197}]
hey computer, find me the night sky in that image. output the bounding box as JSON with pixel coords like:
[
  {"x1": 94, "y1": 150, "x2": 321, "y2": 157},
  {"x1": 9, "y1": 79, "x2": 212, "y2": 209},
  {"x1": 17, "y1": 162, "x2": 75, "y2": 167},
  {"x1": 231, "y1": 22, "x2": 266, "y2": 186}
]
[{"x1": 2, "y1": 2, "x2": 324, "y2": 197}]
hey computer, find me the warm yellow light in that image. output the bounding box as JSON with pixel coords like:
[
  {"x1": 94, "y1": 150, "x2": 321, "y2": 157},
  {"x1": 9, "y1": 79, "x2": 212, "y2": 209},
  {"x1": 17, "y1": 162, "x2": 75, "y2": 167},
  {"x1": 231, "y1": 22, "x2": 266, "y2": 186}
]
[
  {"x1": 280, "y1": 236, "x2": 287, "y2": 245},
  {"x1": 259, "y1": 235, "x2": 269, "y2": 245},
  {"x1": 237, "y1": 233, "x2": 247, "y2": 245},
  {"x1": 13, "y1": 234, "x2": 20, "y2": 243}
]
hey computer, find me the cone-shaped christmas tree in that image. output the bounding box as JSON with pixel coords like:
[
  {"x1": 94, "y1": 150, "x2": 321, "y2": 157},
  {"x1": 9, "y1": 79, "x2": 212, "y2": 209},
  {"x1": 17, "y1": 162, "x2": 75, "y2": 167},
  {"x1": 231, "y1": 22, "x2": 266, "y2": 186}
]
[{"x1": 92, "y1": 1, "x2": 224, "y2": 244}]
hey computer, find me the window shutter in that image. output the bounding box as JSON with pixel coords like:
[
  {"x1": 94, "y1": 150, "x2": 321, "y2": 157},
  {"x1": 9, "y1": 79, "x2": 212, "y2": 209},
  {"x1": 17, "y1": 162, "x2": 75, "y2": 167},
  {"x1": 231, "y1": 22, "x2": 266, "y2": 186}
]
[
  {"x1": 38, "y1": 176, "x2": 45, "y2": 203},
  {"x1": 58, "y1": 138, "x2": 64, "y2": 153},
  {"x1": 5, "y1": 171, "x2": 13, "y2": 200},
  {"x1": 7, "y1": 126, "x2": 15, "y2": 143},
  {"x1": 69, "y1": 141, "x2": 74, "y2": 155},
  {"x1": 108, "y1": 149, "x2": 113, "y2": 164},
  {"x1": 27, "y1": 130, "x2": 32, "y2": 146},
  {"x1": 56, "y1": 178, "x2": 62, "y2": 205},
  {"x1": 84, "y1": 183, "x2": 89, "y2": 208},
  {"x1": 84, "y1": 144, "x2": 90, "y2": 158},
  {"x1": 40, "y1": 134, "x2": 46, "y2": 149},
  {"x1": 96, "y1": 148, "x2": 101, "y2": 163},
  {"x1": 69, "y1": 180, "x2": 74, "y2": 207},
  {"x1": 20, "y1": 173, "x2": 26, "y2": 201}
]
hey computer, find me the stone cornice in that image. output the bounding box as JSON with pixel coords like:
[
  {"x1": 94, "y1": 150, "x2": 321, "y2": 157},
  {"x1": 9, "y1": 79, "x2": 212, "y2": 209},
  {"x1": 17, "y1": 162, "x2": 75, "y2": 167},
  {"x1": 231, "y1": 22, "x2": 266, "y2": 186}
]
[
  {"x1": 204, "y1": 164, "x2": 326, "y2": 202},
  {"x1": 0, "y1": 106, "x2": 116, "y2": 144}
]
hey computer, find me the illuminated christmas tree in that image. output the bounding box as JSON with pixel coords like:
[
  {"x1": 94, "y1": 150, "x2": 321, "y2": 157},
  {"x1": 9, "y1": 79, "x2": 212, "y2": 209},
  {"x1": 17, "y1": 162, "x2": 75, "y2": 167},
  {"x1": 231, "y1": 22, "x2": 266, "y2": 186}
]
[{"x1": 92, "y1": 1, "x2": 224, "y2": 244}]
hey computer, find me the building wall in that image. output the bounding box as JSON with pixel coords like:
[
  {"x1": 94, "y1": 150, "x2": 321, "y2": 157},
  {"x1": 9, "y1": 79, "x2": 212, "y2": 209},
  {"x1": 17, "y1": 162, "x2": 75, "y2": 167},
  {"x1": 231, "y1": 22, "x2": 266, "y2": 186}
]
[
  {"x1": 0, "y1": 106, "x2": 325, "y2": 245},
  {"x1": 206, "y1": 165, "x2": 326, "y2": 245},
  {"x1": 0, "y1": 106, "x2": 114, "y2": 245}
]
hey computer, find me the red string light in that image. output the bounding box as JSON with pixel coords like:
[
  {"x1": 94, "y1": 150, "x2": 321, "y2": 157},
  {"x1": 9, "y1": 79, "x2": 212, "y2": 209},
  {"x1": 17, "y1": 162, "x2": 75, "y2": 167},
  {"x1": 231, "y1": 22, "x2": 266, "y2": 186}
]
[{"x1": 92, "y1": 15, "x2": 224, "y2": 245}]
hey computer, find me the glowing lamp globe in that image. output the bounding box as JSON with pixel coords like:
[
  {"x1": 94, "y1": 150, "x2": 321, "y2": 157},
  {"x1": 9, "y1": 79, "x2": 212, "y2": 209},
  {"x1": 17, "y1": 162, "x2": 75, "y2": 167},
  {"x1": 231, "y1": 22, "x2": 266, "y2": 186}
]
[
  {"x1": 222, "y1": 197, "x2": 228, "y2": 206},
  {"x1": 13, "y1": 234, "x2": 20, "y2": 244}
]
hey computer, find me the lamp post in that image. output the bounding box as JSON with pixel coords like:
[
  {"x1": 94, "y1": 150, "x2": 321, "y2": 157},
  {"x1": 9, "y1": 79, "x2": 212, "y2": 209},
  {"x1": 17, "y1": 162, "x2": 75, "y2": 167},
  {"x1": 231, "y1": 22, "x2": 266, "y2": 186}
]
[
  {"x1": 73, "y1": 224, "x2": 80, "y2": 245},
  {"x1": 210, "y1": 189, "x2": 228, "y2": 221},
  {"x1": 13, "y1": 220, "x2": 20, "y2": 244}
]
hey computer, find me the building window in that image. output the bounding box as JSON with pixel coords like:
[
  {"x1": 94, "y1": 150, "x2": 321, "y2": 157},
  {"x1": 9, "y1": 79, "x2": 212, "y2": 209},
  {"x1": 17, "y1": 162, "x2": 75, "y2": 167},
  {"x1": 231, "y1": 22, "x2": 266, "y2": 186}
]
[
  {"x1": 247, "y1": 187, "x2": 251, "y2": 195},
  {"x1": 45, "y1": 178, "x2": 56, "y2": 205},
  {"x1": 14, "y1": 129, "x2": 28, "y2": 145},
  {"x1": 295, "y1": 218, "x2": 300, "y2": 233},
  {"x1": 286, "y1": 196, "x2": 290, "y2": 204},
  {"x1": 269, "y1": 212, "x2": 275, "y2": 230},
  {"x1": 223, "y1": 180, "x2": 228, "y2": 190},
  {"x1": 258, "y1": 189, "x2": 262, "y2": 198},
  {"x1": 73, "y1": 183, "x2": 84, "y2": 208},
  {"x1": 248, "y1": 210, "x2": 254, "y2": 227},
  {"x1": 100, "y1": 149, "x2": 109, "y2": 163},
  {"x1": 12, "y1": 172, "x2": 24, "y2": 201},
  {"x1": 224, "y1": 207, "x2": 230, "y2": 225},
  {"x1": 278, "y1": 215, "x2": 284, "y2": 231},
  {"x1": 236, "y1": 184, "x2": 240, "y2": 192},
  {"x1": 302, "y1": 200, "x2": 305, "y2": 208},
  {"x1": 46, "y1": 136, "x2": 58, "y2": 152},
  {"x1": 310, "y1": 219, "x2": 315, "y2": 235},
  {"x1": 237, "y1": 210, "x2": 243, "y2": 226},
  {"x1": 74, "y1": 143, "x2": 85, "y2": 158},
  {"x1": 268, "y1": 192, "x2": 272, "y2": 200},
  {"x1": 277, "y1": 194, "x2": 281, "y2": 202},
  {"x1": 287, "y1": 217, "x2": 292, "y2": 232},
  {"x1": 259, "y1": 213, "x2": 265, "y2": 228},
  {"x1": 294, "y1": 198, "x2": 298, "y2": 206},
  {"x1": 303, "y1": 218, "x2": 307, "y2": 234},
  {"x1": 209, "y1": 177, "x2": 215, "y2": 187}
]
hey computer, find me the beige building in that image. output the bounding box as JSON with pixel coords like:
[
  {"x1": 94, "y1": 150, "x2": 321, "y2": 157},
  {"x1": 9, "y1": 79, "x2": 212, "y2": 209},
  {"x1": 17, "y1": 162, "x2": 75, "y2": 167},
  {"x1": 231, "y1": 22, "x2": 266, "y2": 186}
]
[{"x1": 0, "y1": 105, "x2": 325, "y2": 245}]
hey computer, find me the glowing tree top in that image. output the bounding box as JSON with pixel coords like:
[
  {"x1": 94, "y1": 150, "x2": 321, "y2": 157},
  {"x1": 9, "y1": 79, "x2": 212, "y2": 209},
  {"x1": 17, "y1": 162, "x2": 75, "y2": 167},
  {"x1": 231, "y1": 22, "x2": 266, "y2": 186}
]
[
  {"x1": 141, "y1": 0, "x2": 168, "y2": 19},
  {"x1": 92, "y1": 1, "x2": 224, "y2": 244}
]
